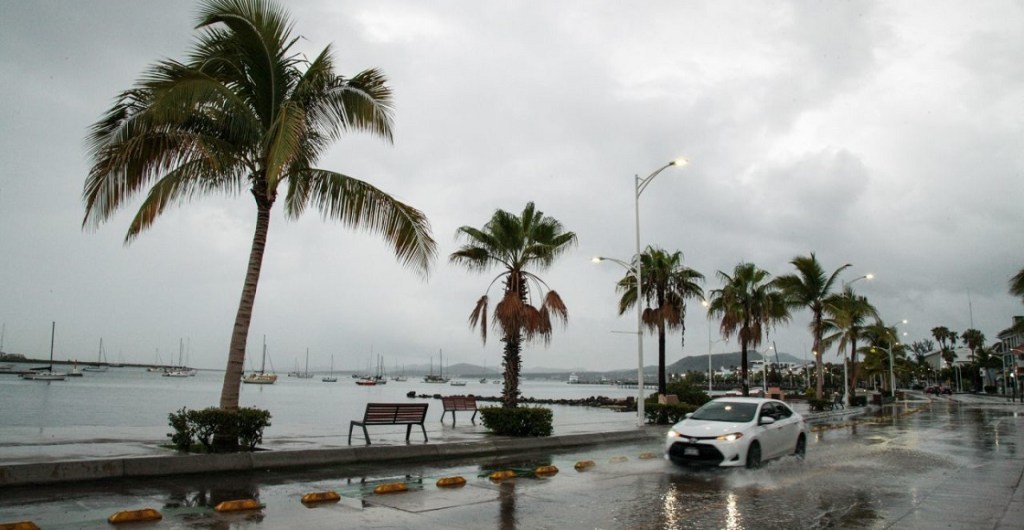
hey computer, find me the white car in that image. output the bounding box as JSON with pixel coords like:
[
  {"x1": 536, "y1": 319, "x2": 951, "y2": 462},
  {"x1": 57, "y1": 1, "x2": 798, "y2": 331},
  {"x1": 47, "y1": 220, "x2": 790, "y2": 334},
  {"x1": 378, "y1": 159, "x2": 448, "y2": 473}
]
[{"x1": 665, "y1": 397, "x2": 808, "y2": 468}]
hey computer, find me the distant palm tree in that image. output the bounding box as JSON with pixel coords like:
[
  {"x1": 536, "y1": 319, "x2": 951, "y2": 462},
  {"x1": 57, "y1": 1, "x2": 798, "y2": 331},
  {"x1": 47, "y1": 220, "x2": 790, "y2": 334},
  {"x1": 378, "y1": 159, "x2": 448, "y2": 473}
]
[
  {"x1": 822, "y1": 287, "x2": 879, "y2": 400},
  {"x1": 931, "y1": 327, "x2": 954, "y2": 352},
  {"x1": 774, "y1": 253, "x2": 850, "y2": 399},
  {"x1": 1011, "y1": 268, "x2": 1024, "y2": 335},
  {"x1": 706, "y1": 263, "x2": 789, "y2": 396},
  {"x1": 450, "y1": 202, "x2": 577, "y2": 408},
  {"x1": 614, "y1": 246, "x2": 704, "y2": 395},
  {"x1": 863, "y1": 322, "x2": 906, "y2": 392},
  {"x1": 83, "y1": 0, "x2": 436, "y2": 421},
  {"x1": 1011, "y1": 267, "x2": 1024, "y2": 303},
  {"x1": 961, "y1": 329, "x2": 985, "y2": 362}
]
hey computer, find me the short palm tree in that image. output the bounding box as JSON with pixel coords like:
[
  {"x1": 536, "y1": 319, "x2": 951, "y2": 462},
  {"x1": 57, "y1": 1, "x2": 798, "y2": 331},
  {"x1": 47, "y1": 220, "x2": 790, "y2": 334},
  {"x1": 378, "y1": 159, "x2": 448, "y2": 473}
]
[
  {"x1": 822, "y1": 287, "x2": 879, "y2": 400},
  {"x1": 450, "y1": 203, "x2": 577, "y2": 408},
  {"x1": 774, "y1": 253, "x2": 850, "y2": 399},
  {"x1": 614, "y1": 246, "x2": 704, "y2": 395},
  {"x1": 83, "y1": 0, "x2": 436, "y2": 419},
  {"x1": 706, "y1": 263, "x2": 789, "y2": 396}
]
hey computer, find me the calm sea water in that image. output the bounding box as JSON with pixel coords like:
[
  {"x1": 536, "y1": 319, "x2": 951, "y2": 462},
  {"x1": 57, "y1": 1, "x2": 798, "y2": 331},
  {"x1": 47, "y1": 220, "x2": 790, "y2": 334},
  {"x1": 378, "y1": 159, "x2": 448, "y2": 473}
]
[{"x1": 0, "y1": 365, "x2": 638, "y2": 446}]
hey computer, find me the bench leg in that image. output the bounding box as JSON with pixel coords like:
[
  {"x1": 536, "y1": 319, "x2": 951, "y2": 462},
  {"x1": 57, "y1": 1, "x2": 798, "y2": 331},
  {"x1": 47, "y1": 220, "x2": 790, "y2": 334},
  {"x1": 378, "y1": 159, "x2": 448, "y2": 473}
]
[
  {"x1": 362, "y1": 425, "x2": 370, "y2": 445},
  {"x1": 420, "y1": 423, "x2": 428, "y2": 442},
  {"x1": 470, "y1": 410, "x2": 477, "y2": 425},
  {"x1": 348, "y1": 423, "x2": 353, "y2": 445}
]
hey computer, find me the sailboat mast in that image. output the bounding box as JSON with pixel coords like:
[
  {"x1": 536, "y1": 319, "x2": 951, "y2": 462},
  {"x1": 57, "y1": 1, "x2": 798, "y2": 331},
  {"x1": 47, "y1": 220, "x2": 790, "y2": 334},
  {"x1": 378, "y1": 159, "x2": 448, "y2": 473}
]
[
  {"x1": 49, "y1": 321, "x2": 55, "y2": 370},
  {"x1": 261, "y1": 335, "x2": 267, "y2": 373}
]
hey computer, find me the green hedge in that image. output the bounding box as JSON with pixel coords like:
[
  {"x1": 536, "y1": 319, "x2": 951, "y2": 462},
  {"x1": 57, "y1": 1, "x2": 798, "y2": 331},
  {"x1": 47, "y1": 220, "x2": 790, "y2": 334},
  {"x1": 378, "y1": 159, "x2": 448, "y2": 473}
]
[
  {"x1": 167, "y1": 406, "x2": 272, "y2": 452},
  {"x1": 807, "y1": 398, "x2": 831, "y2": 412},
  {"x1": 850, "y1": 395, "x2": 867, "y2": 407},
  {"x1": 645, "y1": 403, "x2": 697, "y2": 425},
  {"x1": 479, "y1": 406, "x2": 553, "y2": 437}
]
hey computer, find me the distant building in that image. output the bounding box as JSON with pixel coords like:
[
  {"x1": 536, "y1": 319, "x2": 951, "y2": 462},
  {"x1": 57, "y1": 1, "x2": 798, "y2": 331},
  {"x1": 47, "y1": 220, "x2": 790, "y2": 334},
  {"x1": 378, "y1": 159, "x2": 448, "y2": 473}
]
[
  {"x1": 921, "y1": 347, "x2": 972, "y2": 370},
  {"x1": 994, "y1": 316, "x2": 1024, "y2": 383}
]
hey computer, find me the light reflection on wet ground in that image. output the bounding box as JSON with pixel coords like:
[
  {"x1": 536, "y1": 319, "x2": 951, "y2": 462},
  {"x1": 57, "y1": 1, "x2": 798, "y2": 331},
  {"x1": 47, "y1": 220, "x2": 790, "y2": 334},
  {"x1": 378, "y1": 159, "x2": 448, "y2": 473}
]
[{"x1": 2, "y1": 397, "x2": 1022, "y2": 529}]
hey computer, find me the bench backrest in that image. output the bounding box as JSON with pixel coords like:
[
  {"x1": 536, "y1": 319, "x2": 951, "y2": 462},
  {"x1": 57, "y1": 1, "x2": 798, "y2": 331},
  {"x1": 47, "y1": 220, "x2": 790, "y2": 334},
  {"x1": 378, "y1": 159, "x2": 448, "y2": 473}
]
[
  {"x1": 362, "y1": 403, "x2": 429, "y2": 424},
  {"x1": 441, "y1": 396, "x2": 477, "y2": 410}
]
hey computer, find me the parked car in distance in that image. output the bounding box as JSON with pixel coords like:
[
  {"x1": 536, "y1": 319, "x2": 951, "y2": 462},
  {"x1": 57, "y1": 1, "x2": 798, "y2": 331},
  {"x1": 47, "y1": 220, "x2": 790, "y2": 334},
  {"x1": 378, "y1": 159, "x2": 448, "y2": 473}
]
[
  {"x1": 665, "y1": 397, "x2": 808, "y2": 469},
  {"x1": 925, "y1": 385, "x2": 953, "y2": 395}
]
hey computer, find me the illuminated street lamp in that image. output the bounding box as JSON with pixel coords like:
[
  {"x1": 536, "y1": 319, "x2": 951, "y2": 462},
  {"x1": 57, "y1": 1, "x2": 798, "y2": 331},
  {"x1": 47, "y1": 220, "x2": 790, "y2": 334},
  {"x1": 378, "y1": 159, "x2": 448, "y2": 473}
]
[
  {"x1": 839, "y1": 273, "x2": 874, "y2": 407},
  {"x1": 593, "y1": 157, "x2": 687, "y2": 428}
]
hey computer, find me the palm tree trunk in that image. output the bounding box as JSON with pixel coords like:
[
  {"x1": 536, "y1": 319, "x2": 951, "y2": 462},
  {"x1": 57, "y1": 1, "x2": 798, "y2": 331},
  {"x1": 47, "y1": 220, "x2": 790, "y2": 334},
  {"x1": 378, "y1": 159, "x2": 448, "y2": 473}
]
[
  {"x1": 658, "y1": 323, "x2": 667, "y2": 395},
  {"x1": 850, "y1": 337, "x2": 860, "y2": 399},
  {"x1": 502, "y1": 333, "x2": 522, "y2": 408},
  {"x1": 813, "y1": 337, "x2": 824, "y2": 399},
  {"x1": 740, "y1": 340, "x2": 749, "y2": 397},
  {"x1": 219, "y1": 199, "x2": 272, "y2": 411}
]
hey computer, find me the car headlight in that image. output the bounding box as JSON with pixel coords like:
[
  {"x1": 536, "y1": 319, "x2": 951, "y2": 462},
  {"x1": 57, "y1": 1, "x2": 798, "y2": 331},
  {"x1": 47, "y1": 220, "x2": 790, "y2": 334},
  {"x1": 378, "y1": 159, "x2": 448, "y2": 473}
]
[
  {"x1": 716, "y1": 432, "x2": 743, "y2": 442},
  {"x1": 667, "y1": 430, "x2": 682, "y2": 438}
]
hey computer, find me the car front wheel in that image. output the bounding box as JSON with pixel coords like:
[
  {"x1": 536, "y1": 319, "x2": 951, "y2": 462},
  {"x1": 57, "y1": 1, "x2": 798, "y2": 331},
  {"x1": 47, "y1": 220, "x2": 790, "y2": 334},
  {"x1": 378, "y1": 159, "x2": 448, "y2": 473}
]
[
  {"x1": 794, "y1": 434, "x2": 806, "y2": 460},
  {"x1": 745, "y1": 442, "x2": 762, "y2": 469}
]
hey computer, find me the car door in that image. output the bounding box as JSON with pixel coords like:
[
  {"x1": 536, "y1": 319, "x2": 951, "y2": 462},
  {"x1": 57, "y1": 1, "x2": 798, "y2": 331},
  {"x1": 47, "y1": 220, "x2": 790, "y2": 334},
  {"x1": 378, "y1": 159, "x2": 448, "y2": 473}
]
[
  {"x1": 757, "y1": 402, "x2": 786, "y2": 459},
  {"x1": 770, "y1": 401, "x2": 801, "y2": 454}
]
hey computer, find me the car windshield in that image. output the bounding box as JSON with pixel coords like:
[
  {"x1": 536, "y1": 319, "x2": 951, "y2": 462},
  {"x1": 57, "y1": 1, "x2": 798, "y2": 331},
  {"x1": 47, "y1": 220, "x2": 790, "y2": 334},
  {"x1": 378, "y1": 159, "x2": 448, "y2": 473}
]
[{"x1": 689, "y1": 401, "x2": 758, "y2": 422}]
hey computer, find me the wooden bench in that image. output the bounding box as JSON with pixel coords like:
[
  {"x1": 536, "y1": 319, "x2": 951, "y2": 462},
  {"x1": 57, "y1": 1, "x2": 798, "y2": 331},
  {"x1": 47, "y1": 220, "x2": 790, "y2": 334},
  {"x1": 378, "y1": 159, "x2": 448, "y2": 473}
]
[
  {"x1": 348, "y1": 403, "x2": 429, "y2": 445},
  {"x1": 440, "y1": 396, "x2": 478, "y2": 425}
]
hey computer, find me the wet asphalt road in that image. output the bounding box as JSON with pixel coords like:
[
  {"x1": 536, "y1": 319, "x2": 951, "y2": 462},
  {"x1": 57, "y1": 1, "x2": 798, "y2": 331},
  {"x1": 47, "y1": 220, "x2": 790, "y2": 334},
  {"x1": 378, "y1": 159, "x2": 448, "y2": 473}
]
[{"x1": 2, "y1": 397, "x2": 1022, "y2": 529}]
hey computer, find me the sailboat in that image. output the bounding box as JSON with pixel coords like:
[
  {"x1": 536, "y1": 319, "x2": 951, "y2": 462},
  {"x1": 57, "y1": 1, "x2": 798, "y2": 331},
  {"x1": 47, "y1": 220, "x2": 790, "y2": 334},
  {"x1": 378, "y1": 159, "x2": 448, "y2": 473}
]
[
  {"x1": 163, "y1": 339, "x2": 197, "y2": 377},
  {"x1": 322, "y1": 354, "x2": 338, "y2": 383},
  {"x1": 243, "y1": 335, "x2": 278, "y2": 384},
  {"x1": 373, "y1": 354, "x2": 387, "y2": 384},
  {"x1": 21, "y1": 321, "x2": 66, "y2": 381},
  {"x1": 392, "y1": 362, "x2": 407, "y2": 382},
  {"x1": 147, "y1": 349, "x2": 165, "y2": 372},
  {"x1": 289, "y1": 348, "x2": 314, "y2": 378},
  {"x1": 83, "y1": 338, "x2": 109, "y2": 372},
  {"x1": 423, "y1": 349, "x2": 448, "y2": 383}
]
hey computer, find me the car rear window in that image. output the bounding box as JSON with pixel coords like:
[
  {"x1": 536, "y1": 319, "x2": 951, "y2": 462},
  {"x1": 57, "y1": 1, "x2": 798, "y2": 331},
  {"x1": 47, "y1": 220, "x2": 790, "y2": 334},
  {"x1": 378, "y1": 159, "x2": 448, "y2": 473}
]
[{"x1": 690, "y1": 401, "x2": 757, "y2": 422}]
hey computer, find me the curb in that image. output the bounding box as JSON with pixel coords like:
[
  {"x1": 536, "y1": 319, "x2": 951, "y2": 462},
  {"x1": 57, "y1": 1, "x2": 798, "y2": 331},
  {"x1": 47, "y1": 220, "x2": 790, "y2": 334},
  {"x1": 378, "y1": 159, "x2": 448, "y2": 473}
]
[{"x1": 0, "y1": 428, "x2": 661, "y2": 488}]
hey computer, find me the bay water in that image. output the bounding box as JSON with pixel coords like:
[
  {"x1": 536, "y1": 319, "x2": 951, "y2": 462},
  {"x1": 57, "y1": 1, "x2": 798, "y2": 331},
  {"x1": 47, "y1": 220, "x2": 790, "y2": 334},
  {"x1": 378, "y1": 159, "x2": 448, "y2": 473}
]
[{"x1": 0, "y1": 364, "x2": 639, "y2": 448}]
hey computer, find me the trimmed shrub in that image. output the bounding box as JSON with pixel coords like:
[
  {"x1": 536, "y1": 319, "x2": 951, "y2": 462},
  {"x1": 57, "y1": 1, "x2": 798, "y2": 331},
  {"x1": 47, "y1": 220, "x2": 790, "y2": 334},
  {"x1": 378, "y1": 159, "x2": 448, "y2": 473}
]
[
  {"x1": 167, "y1": 406, "x2": 272, "y2": 453},
  {"x1": 648, "y1": 380, "x2": 712, "y2": 408},
  {"x1": 479, "y1": 406, "x2": 553, "y2": 437},
  {"x1": 807, "y1": 398, "x2": 831, "y2": 412},
  {"x1": 850, "y1": 395, "x2": 868, "y2": 407},
  {"x1": 645, "y1": 403, "x2": 697, "y2": 425}
]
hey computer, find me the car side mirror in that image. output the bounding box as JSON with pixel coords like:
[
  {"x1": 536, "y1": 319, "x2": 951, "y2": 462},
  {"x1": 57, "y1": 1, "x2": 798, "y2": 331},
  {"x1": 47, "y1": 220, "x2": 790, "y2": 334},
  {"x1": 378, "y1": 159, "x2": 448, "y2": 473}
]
[
  {"x1": 684, "y1": 412, "x2": 693, "y2": 419},
  {"x1": 759, "y1": 416, "x2": 776, "y2": 425}
]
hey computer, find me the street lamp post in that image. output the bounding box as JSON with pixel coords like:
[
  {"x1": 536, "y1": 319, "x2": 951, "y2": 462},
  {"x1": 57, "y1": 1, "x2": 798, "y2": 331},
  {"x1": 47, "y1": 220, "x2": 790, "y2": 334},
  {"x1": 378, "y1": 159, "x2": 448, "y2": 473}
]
[
  {"x1": 594, "y1": 158, "x2": 686, "y2": 428},
  {"x1": 839, "y1": 273, "x2": 873, "y2": 407},
  {"x1": 701, "y1": 300, "x2": 725, "y2": 395}
]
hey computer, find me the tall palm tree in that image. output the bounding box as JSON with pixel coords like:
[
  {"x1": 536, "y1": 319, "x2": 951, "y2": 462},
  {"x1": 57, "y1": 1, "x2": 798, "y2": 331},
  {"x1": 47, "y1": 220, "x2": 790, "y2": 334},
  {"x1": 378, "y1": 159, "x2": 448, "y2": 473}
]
[
  {"x1": 450, "y1": 202, "x2": 577, "y2": 408},
  {"x1": 774, "y1": 253, "x2": 850, "y2": 399},
  {"x1": 614, "y1": 246, "x2": 704, "y2": 395},
  {"x1": 822, "y1": 287, "x2": 879, "y2": 400},
  {"x1": 706, "y1": 263, "x2": 789, "y2": 396},
  {"x1": 83, "y1": 0, "x2": 436, "y2": 419}
]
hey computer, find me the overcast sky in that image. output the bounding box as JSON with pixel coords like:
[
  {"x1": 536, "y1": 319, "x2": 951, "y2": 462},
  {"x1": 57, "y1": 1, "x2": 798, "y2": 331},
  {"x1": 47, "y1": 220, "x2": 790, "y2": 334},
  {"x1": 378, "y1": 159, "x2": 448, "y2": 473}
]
[{"x1": 1, "y1": 1, "x2": 1021, "y2": 373}]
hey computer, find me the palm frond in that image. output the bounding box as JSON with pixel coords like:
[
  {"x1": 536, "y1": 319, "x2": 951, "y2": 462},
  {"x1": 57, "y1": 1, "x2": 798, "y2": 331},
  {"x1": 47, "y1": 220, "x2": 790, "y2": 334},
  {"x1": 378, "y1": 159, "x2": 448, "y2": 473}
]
[
  {"x1": 295, "y1": 169, "x2": 436, "y2": 277},
  {"x1": 468, "y1": 295, "x2": 488, "y2": 343}
]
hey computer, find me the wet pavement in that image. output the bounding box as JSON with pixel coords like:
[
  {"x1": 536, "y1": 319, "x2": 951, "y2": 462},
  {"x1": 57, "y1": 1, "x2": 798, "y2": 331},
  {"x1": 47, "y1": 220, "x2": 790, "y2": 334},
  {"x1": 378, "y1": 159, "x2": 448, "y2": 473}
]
[{"x1": 2, "y1": 392, "x2": 1023, "y2": 529}]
